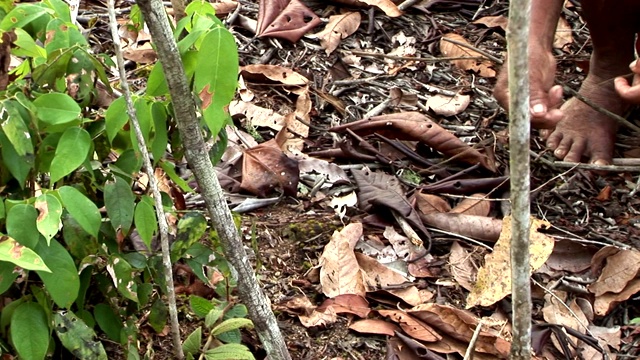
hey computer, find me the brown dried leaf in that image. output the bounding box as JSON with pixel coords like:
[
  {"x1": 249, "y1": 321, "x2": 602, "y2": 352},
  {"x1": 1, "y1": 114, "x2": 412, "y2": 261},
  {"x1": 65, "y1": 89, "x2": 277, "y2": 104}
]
[
  {"x1": 329, "y1": 112, "x2": 495, "y2": 171},
  {"x1": 450, "y1": 193, "x2": 491, "y2": 216},
  {"x1": 466, "y1": 216, "x2": 555, "y2": 308},
  {"x1": 123, "y1": 44, "x2": 157, "y2": 64},
  {"x1": 352, "y1": 168, "x2": 430, "y2": 242},
  {"x1": 426, "y1": 93, "x2": 471, "y2": 116},
  {"x1": 440, "y1": 33, "x2": 496, "y2": 77},
  {"x1": 420, "y1": 213, "x2": 502, "y2": 242},
  {"x1": 588, "y1": 249, "x2": 640, "y2": 296},
  {"x1": 355, "y1": 252, "x2": 410, "y2": 291},
  {"x1": 554, "y1": 16, "x2": 573, "y2": 50},
  {"x1": 317, "y1": 294, "x2": 370, "y2": 318},
  {"x1": 449, "y1": 241, "x2": 478, "y2": 291},
  {"x1": 542, "y1": 294, "x2": 589, "y2": 351},
  {"x1": 229, "y1": 100, "x2": 286, "y2": 131},
  {"x1": 241, "y1": 139, "x2": 299, "y2": 196},
  {"x1": 594, "y1": 279, "x2": 640, "y2": 316},
  {"x1": 378, "y1": 309, "x2": 442, "y2": 342},
  {"x1": 276, "y1": 89, "x2": 311, "y2": 152},
  {"x1": 349, "y1": 319, "x2": 400, "y2": 336},
  {"x1": 240, "y1": 64, "x2": 309, "y2": 91},
  {"x1": 415, "y1": 192, "x2": 451, "y2": 215},
  {"x1": 315, "y1": 12, "x2": 361, "y2": 55},
  {"x1": 256, "y1": 0, "x2": 322, "y2": 43},
  {"x1": 472, "y1": 15, "x2": 508, "y2": 31},
  {"x1": 408, "y1": 303, "x2": 510, "y2": 357},
  {"x1": 319, "y1": 223, "x2": 366, "y2": 297}
]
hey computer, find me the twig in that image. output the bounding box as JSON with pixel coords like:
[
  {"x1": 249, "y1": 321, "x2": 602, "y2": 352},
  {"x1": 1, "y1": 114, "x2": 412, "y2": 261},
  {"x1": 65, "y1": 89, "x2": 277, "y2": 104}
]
[
  {"x1": 548, "y1": 161, "x2": 640, "y2": 172},
  {"x1": 343, "y1": 49, "x2": 488, "y2": 63},
  {"x1": 464, "y1": 320, "x2": 484, "y2": 360},
  {"x1": 398, "y1": 0, "x2": 420, "y2": 11},
  {"x1": 106, "y1": 1, "x2": 184, "y2": 358}
]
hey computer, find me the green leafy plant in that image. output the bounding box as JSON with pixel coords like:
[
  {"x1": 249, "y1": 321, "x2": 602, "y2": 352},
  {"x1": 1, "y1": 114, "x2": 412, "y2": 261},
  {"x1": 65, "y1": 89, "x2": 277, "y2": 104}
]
[
  {"x1": 182, "y1": 295, "x2": 255, "y2": 360},
  {"x1": 0, "y1": 0, "x2": 240, "y2": 358}
]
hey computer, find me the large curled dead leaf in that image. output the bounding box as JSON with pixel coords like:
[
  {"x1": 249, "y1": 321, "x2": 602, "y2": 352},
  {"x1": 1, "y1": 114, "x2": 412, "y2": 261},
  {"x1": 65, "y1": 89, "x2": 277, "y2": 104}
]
[
  {"x1": 256, "y1": 0, "x2": 322, "y2": 42},
  {"x1": 329, "y1": 112, "x2": 495, "y2": 171},
  {"x1": 466, "y1": 216, "x2": 555, "y2": 308},
  {"x1": 314, "y1": 12, "x2": 361, "y2": 54},
  {"x1": 330, "y1": 0, "x2": 402, "y2": 17},
  {"x1": 440, "y1": 33, "x2": 496, "y2": 77},
  {"x1": 319, "y1": 223, "x2": 367, "y2": 298},
  {"x1": 240, "y1": 64, "x2": 309, "y2": 94},
  {"x1": 426, "y1": 93, "x2": 471, "y2": 116},
  {"x1": 419, "y1": 213, "x2": 501, "y2": 242},
  {"x1": 352, "y1": 168, "x2": 431, "y2": 244},
  {"x1": 408, "y1": 303, "x2": 511, "y2": 358},
  {"x1": 241, "y1": 139, "x2": 299, "y2": 197}
]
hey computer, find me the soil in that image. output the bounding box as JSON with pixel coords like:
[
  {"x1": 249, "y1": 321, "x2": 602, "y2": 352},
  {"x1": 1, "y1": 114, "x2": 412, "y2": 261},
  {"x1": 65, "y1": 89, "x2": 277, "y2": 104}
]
[{"x1": 83, "y1": 0, "x2": 640, "y2": 358}]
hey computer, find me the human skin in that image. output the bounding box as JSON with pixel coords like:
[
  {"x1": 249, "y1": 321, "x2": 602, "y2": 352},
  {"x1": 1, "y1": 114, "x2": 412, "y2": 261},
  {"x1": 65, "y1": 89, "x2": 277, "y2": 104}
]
[{"x1": 493, "y1": 0, "x2": 640, "y2": 165}]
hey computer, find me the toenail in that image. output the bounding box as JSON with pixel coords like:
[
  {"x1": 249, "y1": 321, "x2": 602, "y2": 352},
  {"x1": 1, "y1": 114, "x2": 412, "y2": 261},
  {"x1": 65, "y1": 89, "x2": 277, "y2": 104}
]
[
  {"x1": 532, "y1": 104, "x2": 545, "y2": 114},
  {"x1": 554, "y1": 149, "x2": 565, "y2": 157},
  {"x1": 631, "y1": 60, "x2": 638, "y2": 68},
  {"x1": 592, "y1": 159, "x2": 609, "y2": 166}
]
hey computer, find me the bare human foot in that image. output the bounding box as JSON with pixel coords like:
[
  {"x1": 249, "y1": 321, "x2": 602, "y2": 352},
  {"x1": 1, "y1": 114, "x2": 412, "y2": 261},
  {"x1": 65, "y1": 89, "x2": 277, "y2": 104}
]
[{"x1": 545, "y1": 75, "x2": 623, "y2": 165}]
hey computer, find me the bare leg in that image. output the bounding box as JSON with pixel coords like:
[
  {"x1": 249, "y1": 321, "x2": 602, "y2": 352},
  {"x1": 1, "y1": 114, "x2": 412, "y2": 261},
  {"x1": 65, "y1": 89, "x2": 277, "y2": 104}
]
[{"x1": 546, "y1": 0, "x2": 640, "y2": 164}]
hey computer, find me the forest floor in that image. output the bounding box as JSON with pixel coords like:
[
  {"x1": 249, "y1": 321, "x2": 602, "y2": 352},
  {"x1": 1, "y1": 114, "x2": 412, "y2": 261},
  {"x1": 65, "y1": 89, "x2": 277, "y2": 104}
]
[{"x1": 93, "y1": 0, "x2": 640, "y2": 358}]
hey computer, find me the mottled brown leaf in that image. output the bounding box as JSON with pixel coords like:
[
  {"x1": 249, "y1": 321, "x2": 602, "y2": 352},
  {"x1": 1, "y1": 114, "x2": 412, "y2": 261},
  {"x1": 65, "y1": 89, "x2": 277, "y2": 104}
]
[
  {"x1": 256, "y1": 0, "x2": 322, "y2": 42},
  {"x1": 330, "y1": 112, "x2": 495, "y2": 171},
  {"x1": 241, "y1": 139, "x2": 299, "y2": 196}
]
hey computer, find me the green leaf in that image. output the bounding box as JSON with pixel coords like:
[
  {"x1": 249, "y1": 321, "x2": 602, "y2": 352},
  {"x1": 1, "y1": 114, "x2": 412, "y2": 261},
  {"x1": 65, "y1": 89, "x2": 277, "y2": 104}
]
[
  {"x1": 211, "y1": 318, "x2": 253, "y2": 336},
  {"x1": 0, "y1": 4, "x2": 51, "y2": 30},
  {"x1": 62, "y1": 212, "x2": 100, "y2": 261},
  {"x1": 0, "y1": 297, "x2": 24, "y2": 337},
  {"x1": 134, "y1": 196, "x2": 156, "y2": 250},
  {"x1": 108, "y1": 255, "x2": 137, "y2": 302},
  {"x1": 171, "y1": 212, "x2": 207, "y2": 260},
  {"x1": 112, "y1": 148, "x2": 142, "y2": 177},
  {"x1": 204, "y1": 308, "x2": 223, "y2": 329},
  {"x1": 59, "y1": 186, "x2": 100, "y2": 238},
  {"x1": 215, "y1": 328, "x2": 241, "y2": 344},
  {"x1": 42, "y1": 0, "x2": 71, "y2": 22},
  {"x1": 0, "y1": 261, "x2": 18, "y2": 295},
  {"x1": 93, "y1": 303, "x2": 123, "y2": 343},
  {"x1": 148, "y1": 298, "x2": 167, "y2": 333},
  {"x1": 32, "y1": 48, "x2": 74, "y2": 88},
  {"x1": 34, "y1": 193, "x2": 63, "y2": 243},
  {"x1": 0, "y1": 132, "x2": 32, "y2": 187},
  {"x1": 50, "y1": 127, "x2": 91, "y2": 183},
  {"x1": 189, "y1": 295, "x2": 214, "y2": 318},
  {"x1": 6, "y1": 204, "x2": 39, "y2": 248},
  {"x1": 104, "y1": 176, "x2": 135, "y2": 234},
  {"x1": 35, "y1": 132, "x2": 61, "y2": 173},
  {"x1": 194, "y1": 28, "x2": 238, "y2": 137},
  {"x1": 146, "y1": 63, "x2": 168, "y2": 97},
  {"x1": 105, "y1": 97, "x2": 128, "y2": 144},
  {"x1": 11, "y1": 302, "x2": 50, "y2": 360},
  {"x1": 54, "y1": 310, "x2": 107, "y2": 360},
  {"x1": 0, "y1": 100, "x2": 33, "y2": 157},
  {"x1": 158, "y1": 160, "x2": 193, "y2": 193},
  {"x1": 11, "y1": 28, "x2": 47, "y2": 58},
  {"x1": 132, "y1": 98, "x2": 152, "y2": 146},
  {"x1": 44, "y1": 18, "x2": 70, "y2": 55},
  {"x1": 204, "y1": 344, "x2": 255, "y2": 360},
  {"x1": 33, "y1": 93, "x2": 81, "y2": 126},
  {"x1": 0, "y1": 236, "x2": 50, "y2": 271},
  {"x1": 182, "y1": 327, "x2": 202, "y2": 355},
  {"x1": 150, "y1": 102, "x2": 168, "y2": 163},
  {"x1": 35, "y1": 238, "x2": 79, "y2": 308}
]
